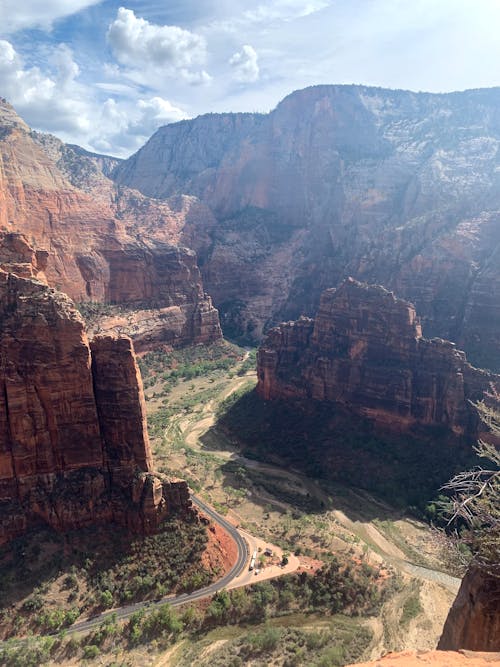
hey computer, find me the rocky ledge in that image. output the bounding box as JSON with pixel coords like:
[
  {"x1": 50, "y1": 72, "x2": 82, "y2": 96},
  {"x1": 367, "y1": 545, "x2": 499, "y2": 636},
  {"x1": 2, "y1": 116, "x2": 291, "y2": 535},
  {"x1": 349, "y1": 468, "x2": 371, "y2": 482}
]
[
  {"x1": 0, "y1": 270, "x2": 192, "y2": 544},
  {"x1": 438, "y1": 567, "x2": 500, "y2": 652},
  {"x1": 257, "y1": 278, "x2": 499, "y2": 439},
  {"x1": 0, "y1": 99, "x2": 221, "y2": 351}
]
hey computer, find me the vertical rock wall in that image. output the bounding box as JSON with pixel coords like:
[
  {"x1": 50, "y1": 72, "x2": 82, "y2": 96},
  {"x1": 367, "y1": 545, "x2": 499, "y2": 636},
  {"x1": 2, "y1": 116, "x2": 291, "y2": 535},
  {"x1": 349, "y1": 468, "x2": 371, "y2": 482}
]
[{"x1": 0, "y1": 270, "x2": 191, "y2": 544}]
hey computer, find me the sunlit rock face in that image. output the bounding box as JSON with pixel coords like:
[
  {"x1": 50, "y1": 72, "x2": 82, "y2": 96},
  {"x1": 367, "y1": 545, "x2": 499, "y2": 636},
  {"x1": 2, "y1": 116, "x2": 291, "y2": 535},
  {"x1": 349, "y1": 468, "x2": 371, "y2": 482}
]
[
  {"x1": 438, "y1": 567, "x2": 500, "y2": 652},
  {"x1": 0, "y1": 271, "x2": 191, "y2": 544},
  {"x1": 257, "y1": 278, "x2": 499, "y2": 438},
  {"x1": 114, "y1": 85, "x2": 500, "y2": 370},
  {"x1": 0, "y1": 98, "x2": 221, "y2": 350}
]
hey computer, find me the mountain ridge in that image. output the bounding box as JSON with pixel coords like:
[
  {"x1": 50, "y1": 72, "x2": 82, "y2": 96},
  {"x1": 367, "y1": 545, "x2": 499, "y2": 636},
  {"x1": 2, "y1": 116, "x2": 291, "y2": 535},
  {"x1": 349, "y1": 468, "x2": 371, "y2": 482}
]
[{"x1": 111, "y1": 83, "x2": 500, "y2": 370}]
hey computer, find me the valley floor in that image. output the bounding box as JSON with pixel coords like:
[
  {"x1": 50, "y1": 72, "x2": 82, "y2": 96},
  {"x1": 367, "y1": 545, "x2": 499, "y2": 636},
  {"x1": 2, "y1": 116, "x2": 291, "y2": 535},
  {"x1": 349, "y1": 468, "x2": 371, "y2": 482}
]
[{"x1": 139, "y1": 342, "x2": 462, "y2": 665}]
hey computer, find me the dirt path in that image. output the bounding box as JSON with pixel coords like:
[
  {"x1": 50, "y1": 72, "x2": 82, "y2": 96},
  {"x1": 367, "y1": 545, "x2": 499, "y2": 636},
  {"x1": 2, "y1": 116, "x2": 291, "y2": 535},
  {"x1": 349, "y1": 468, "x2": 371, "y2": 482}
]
[
  {"x1": 159, "y1": 350, "x2": 459, "y2": 661},
  {"x1": 180, "y1": 355, "x2": 252, "y2": 449}
]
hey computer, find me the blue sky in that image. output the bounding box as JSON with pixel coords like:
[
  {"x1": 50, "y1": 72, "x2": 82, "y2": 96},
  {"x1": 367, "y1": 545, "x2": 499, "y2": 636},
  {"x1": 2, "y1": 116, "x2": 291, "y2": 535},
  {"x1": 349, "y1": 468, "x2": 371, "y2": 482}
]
[{"x1": 1, "y1": 1, "x2": 499, "y2": 156}]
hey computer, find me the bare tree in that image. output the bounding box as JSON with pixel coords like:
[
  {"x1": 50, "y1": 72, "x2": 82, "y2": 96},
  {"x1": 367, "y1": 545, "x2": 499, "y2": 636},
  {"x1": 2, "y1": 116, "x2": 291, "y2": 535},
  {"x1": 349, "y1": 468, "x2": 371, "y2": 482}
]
[{"x1": 440, "y1": 393, "x2": 500, "y2": 577}]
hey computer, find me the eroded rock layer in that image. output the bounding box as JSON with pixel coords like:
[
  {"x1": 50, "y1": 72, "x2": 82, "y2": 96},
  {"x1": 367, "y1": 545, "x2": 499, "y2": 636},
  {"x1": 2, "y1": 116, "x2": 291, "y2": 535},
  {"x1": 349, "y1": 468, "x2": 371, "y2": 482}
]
[
  {"x1": 0, "y1": 271, "x2": 191, "y2": 544},
  {"x1": 257, "y1": 278, "x2": 498, "y2": 438},
  {"x1": 114, "y1": 85, "x2": 500, "y2": 369},
  {"x1": 438, "y1": 568, "x2": 500, "y2": 652},
  {"x1": 0, "y1": 98, "x2": 221, "y2": 350}
]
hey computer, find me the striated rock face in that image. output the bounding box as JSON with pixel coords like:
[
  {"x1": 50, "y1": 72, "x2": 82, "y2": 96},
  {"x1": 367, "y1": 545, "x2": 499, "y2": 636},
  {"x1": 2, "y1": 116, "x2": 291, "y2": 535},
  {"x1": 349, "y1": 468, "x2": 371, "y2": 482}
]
[
  {"x1": 257, "y1": 278, "x2": 498, "y2": 437},
  {"x1": 114, "y1": 85, "x2": 500, "y2": 368},
  {"x1": 438, "y1": 568, "x2": 500, "y2": 652},
  {"x1": 0, "y1": 270, "x2": 191, "y2": 544},
  {"x1": 0, "y1": 98, "x2": 221, "y2": 350}
]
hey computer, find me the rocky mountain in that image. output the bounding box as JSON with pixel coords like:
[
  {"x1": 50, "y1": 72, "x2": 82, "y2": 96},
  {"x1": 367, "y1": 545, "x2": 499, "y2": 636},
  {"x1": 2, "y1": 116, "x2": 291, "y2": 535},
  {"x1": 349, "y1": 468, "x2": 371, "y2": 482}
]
[
  {"x1": 0, "y1": 98, "x2": 221, "y2": 349},
  {"x1": 213, "y1": 278, "x2": 500, "y2": 502},
  {"x1": 438, "y1": 567, "x2": 500, "y2": 652},
  {"x1": 0, "y1": 270, "x2": 191, "y2": 544},
  {"x1": 257, "y1": 278, "x2": 497, "y2": 439},
  {"x1": 114, "y1": 85, "x2": 500, "y2": 370}
]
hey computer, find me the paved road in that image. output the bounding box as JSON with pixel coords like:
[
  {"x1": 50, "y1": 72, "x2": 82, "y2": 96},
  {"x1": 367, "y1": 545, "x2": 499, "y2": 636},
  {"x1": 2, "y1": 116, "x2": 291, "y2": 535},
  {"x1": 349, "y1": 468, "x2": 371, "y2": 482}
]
[{"x1": 69, "y1": 495, "x2": 249, "y2": 634}]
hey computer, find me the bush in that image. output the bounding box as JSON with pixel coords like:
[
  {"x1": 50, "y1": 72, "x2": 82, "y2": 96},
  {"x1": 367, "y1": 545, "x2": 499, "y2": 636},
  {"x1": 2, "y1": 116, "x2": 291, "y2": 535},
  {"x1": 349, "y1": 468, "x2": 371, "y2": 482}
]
[{"x1": 82, "y1": 644, "x2": 100, "y2": 659}]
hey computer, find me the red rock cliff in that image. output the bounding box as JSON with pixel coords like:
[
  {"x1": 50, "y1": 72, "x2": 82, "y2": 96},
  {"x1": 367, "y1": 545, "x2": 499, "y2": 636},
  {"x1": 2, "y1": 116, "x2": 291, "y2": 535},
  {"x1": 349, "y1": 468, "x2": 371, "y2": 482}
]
[
  {"x1": 0, "y1": 99, "x2": 221, "y2": 349},
  {"x1": 257, "y1": 278, "x2": 498, "y2": 438},
  {"x1": 438, "y1": 568, "x2": 500, "y2": 652},
  {"x1": 0, "y1": 270, "x2": 191, "y2": 544},
  {"x1": 113, "y1": 85, "x2": 500, "y2": 369}
]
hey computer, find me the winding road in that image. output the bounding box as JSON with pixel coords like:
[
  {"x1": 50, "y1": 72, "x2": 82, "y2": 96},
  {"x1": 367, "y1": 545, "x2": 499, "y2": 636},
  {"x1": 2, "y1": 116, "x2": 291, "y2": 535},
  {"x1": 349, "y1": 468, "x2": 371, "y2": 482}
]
[{"x1": 69, "y1": 495, "x2": 251, "y2": 634}]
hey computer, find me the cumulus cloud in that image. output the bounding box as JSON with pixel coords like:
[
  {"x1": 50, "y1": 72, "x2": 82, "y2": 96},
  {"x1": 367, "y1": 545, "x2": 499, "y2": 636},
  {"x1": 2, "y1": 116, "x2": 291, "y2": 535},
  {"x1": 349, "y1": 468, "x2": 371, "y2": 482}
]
[
  {"x1": 94, "y1": 95, "x2": 187, "y2": 154},
  {"x1": 0, "y1": 39, "x2": 187, "y2": 156},
  {"x1": 0, "y1": 39, "x2": 90, "y2": 134},
  {"x1": 229, "y1": 45, "x2": 259, "y2": 83},
  {"x1": 107, "y1": 7, "x2": 211, "y2": 85},
  {"x1": 0, "y1": 0, "x2": 102, "y2": 34}
]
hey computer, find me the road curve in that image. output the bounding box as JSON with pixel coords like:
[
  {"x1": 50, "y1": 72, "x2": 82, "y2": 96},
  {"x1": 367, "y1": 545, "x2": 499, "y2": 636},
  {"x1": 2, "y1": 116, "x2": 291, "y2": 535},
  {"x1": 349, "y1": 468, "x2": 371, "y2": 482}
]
[{"x1": 69, "y1": 495, "x2": 249, "y2": 634}]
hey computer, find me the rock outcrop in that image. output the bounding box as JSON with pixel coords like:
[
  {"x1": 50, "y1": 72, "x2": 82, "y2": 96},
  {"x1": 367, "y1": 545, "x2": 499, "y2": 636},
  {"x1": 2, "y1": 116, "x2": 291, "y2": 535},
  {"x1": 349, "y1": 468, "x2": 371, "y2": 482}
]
[
  {"x1": 113, "y1": 85, "x2": 500, "y2": 369},
  {"x1": 345, "y1": 650, "x2": 500, "y2": 666},
  {"x1": 257, "y1": 278, "x2": 498, "y2": 438},
  {"x1": 0, "y1": 98, "x2": 221, "y2": 350},
  {"x1": 0, "y1": 270, "x2": 191, "y2": 544},
  {"x1": 438, "y1": 568, "x2": 500, "y2": 652}
]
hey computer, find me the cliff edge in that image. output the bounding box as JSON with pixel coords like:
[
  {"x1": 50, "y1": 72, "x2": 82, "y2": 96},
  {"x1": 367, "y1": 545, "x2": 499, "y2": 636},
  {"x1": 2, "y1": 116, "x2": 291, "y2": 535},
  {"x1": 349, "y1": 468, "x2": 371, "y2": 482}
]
[
  {"x1": 0, "y1": 270, "x2": 191, "y2": 543},
  {"x1": 257, "y1": 278, "x2": 497, "y2": 438}
]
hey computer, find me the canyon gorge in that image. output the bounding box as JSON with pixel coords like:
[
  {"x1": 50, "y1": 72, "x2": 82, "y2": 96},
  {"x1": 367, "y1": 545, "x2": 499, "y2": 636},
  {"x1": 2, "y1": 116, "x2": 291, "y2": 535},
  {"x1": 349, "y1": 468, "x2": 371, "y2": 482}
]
[
  {"x1": 0, "y1": 84, "x2": 498, "y2": 662},
  {"x1": 115, "y1": 85, "x2": 500, "y2": 372}
]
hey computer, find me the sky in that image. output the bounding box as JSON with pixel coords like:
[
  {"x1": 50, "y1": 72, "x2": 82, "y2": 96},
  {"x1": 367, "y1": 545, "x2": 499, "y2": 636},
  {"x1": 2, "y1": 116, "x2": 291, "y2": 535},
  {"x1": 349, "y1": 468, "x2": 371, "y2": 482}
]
[{"x1": 1, "y1": 0, "x2": 499, "y2": 157}]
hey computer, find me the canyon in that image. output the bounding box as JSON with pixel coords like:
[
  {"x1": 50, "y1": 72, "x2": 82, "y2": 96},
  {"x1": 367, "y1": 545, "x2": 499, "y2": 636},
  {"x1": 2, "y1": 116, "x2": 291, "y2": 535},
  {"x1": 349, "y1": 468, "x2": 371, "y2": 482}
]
[
  {"x1": 0, "y1": 270, "x2": 191, "y2": 543},
  {"x1": 257, "y1": 277, "x2": 498, "y2": 439},
  {"x1": 212, "y1": 278, "x2": 500, "y2": 505},
  {"x1": 0, "y1": 98, "x2": 221, "y2": 350},
  {"x1": 115, "y1": 85, "x2": 500, "y2": 371},
  {"x1": 0, "y1": 85, "x2": 499, "y2": 660}
]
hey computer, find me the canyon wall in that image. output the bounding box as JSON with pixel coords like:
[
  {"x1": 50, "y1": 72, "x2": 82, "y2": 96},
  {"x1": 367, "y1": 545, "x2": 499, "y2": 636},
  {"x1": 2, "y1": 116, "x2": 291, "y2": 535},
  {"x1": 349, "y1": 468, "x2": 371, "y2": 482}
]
[
  {"x1": 438, "y1": 568, "x2": 500, "y2": 652},
  {"x1": 114, "y1": 85, "x2": 500, "y2": 369},
  {"x1": 257, "y1": 278, "x2": 497, "y2": 438},
  {"x1": 0, "y1": 98, "x2": 221, "y2": 350},
  {"x1": 0, "y1": 270, "x2": 191, "y2": 543}
]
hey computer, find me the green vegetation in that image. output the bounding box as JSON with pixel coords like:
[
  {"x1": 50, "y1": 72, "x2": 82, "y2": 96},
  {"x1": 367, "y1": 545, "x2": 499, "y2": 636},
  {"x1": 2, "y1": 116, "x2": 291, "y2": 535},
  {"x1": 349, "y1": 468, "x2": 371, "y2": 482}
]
[
  {"x1": 75, "y1": 301, "x2": 117, "y2": 322},
  {"x1": 400, "y1": 593, "x2": 422, "y2": 626},
  {"x1": 194, "y1": 620, "x2": 372, "y2": 667},
  {"x1": 138, "y1": 340, "x2": 244, "y2": 389},
  {"x1": 0, "y1": 518, "x2": 210, "y2": 639},
  {"x1": 203, "y1": 557, "x2": 387, "y2": 628}
]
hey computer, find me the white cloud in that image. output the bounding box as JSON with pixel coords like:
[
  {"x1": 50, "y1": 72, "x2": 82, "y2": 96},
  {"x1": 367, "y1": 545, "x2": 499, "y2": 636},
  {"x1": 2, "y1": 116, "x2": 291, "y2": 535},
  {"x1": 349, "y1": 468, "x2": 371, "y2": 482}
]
[
  {"x1": 51, "y1": 44, "x2": 80, "y2": 87},
  {"x1": 0, "y1": 0, "x2": 102, "y2": 34},
  {"x1": 107, "y1": 7, "x2": 210, "y2": 85},
  {"x1": 0, "y1": 39, "x2": 187, "y2": 156},
  {"x1": 0, "y1": 39, "x2": 90, "y2": 134},
  {"x1": 243, "y1": 0, "x2": 330, "y2": 23},
  {"x1": 229, "y1": 45, "x2": 259, "y2": 83},
  {"x1": 91, "y1": 96, "x2": 187, "y2": 154}
]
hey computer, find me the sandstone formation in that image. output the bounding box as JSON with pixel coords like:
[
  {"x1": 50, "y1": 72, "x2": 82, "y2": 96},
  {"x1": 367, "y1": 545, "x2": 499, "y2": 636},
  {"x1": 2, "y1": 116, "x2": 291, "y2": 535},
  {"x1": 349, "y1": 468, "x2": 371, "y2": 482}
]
[
  {"x1": 0, "y1": 98, "x2": 221, "y2": 349},
  {"x1": 257, "y1": 278, "x2": 498, "y2": 438},
  {"x1": 438, "y1": 568, "x2": 500, "y2": 652},
  {"x1": 0, "y1": 270, "x2": 191, "y2": 544},
  {"x1": 114, "y1": 85, "x2": 500, "y2": 370},
  {"x1": 345, "y1": 650, "x2": 500, "y2": 666}
]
